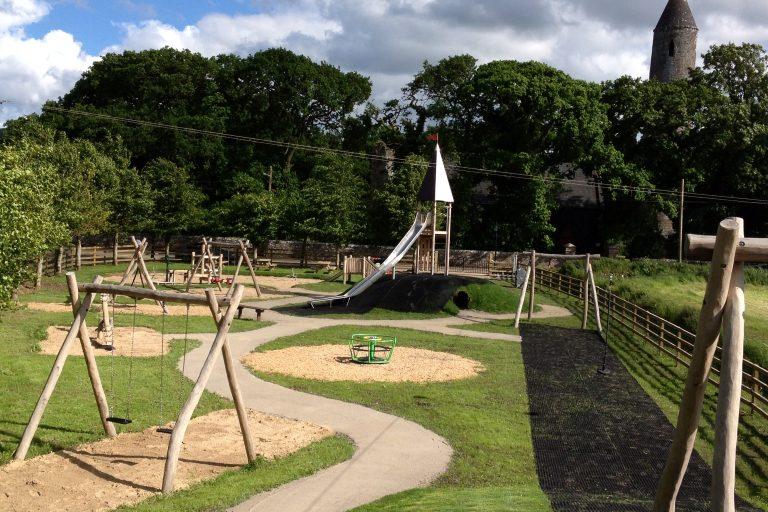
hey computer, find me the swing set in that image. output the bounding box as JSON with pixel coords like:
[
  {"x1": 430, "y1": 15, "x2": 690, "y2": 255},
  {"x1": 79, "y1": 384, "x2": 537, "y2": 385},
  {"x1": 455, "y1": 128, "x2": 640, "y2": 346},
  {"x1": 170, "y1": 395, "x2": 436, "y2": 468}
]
[{"x1": 13, "y1": 273, "x2": 256, "y2": 493}]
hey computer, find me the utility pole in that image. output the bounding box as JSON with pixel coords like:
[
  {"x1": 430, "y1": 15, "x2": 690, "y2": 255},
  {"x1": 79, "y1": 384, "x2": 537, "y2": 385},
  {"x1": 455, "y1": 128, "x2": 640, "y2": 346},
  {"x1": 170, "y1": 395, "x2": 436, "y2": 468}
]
[{"x1": 678, "y1": 178, "x2": 685, "y2": 263}]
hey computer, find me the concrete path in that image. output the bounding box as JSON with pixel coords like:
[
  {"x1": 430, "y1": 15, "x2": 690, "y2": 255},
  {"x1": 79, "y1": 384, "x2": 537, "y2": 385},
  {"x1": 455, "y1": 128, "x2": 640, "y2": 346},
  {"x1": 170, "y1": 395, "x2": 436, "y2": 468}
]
[{"x1": 182, "y1": 297, "x2": 571, "y2": 512}]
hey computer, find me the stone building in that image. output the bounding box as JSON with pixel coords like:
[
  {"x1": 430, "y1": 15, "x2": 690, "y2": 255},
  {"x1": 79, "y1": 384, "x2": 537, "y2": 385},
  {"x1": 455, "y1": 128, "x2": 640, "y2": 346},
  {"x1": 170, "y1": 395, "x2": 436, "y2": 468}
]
[{"x1": 650, "y1": 0, "x2": 698, "y2": 82}]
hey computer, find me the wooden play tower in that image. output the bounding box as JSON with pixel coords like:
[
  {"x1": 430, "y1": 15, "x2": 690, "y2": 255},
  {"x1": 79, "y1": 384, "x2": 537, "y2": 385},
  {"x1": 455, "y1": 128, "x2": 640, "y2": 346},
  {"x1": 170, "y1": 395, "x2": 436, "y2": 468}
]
[{"x1": 414, "y1": 142, "x2": 454, "y2": 275}]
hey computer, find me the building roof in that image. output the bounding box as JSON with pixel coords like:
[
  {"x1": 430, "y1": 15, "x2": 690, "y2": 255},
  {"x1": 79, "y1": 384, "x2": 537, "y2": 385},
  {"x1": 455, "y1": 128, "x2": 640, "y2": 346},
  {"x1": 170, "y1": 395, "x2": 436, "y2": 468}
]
[
  {"x1": 655, "y1": 0, "x2": 698, "y2": 32},
  {"x1": 417, "y1": 143, "x2": 454, "y2": 203}
]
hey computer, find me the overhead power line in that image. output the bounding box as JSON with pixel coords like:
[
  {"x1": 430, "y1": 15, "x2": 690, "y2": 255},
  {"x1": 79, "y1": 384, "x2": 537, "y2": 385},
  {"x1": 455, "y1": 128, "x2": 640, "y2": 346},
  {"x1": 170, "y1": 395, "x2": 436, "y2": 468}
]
[{"x1": 4, "y1": 101, "x2": 768, "y2": 207}]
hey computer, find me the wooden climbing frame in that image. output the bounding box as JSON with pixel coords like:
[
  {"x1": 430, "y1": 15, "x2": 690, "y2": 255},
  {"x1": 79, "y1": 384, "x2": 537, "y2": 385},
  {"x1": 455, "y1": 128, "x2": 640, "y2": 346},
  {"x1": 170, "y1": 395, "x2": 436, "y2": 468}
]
[{"x1": 186, "y1": 238, "x2": 261, "y2": 297}]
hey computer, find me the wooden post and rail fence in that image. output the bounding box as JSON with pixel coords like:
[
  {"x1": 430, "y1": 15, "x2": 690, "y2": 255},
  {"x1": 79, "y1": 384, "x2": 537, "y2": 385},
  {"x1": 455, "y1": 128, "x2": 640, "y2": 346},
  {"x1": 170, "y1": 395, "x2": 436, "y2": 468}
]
[{"x1": 533, "y1": 266, "x2": 768, "y2": 422}]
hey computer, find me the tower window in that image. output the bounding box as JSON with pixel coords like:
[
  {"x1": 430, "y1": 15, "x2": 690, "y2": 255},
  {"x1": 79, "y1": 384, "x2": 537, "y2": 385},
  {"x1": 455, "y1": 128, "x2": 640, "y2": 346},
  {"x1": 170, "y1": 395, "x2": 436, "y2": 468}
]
[{"x1": 669, "y1": 40, "x2": 676, "y2": 57}]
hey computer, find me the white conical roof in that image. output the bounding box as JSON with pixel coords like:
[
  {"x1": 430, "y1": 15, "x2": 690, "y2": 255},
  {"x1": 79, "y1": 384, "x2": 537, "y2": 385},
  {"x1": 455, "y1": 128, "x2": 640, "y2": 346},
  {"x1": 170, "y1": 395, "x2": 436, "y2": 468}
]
[{"x1": 417, "y1": 143, "x2": 454, "y2": 203}]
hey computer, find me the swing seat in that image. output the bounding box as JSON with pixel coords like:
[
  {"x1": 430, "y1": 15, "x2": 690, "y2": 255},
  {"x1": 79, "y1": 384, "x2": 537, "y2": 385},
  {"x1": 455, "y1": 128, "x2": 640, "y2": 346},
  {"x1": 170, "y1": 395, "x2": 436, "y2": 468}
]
[{"x1": 107, "y1": 417, "x2": 132, "y2": 425}]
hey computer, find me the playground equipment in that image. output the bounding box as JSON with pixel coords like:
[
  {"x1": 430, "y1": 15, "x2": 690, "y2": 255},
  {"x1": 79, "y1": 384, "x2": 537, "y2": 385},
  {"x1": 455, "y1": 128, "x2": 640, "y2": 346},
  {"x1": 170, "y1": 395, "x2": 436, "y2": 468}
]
[
  {"x1": 308, "y1": 142, "x2": 452, "y2": 307},
  {"x1": 654, "y1": 217, "x2": 752, "y2": 512},
  {"x1": 349, "y1": 334, "x2": 397, "y2": 364},
  {"x1": 309, "y1": 211, "x2": 431, "y2": 307},
  {"x1": 513, "y1": 251, "x2": 602, "y2": 330},
  {"x1": 119, "y1": 237, "x2": 168, "y2": 314},
  {"x1": 415, "y1": 142, "x2": 454, "y2": 276},
  {"x1": 186, "y1": 238, "x2": 262, "y2": 297},
  {"x1": 13, "y1": 274, "x2": 255, "y2": 494}
]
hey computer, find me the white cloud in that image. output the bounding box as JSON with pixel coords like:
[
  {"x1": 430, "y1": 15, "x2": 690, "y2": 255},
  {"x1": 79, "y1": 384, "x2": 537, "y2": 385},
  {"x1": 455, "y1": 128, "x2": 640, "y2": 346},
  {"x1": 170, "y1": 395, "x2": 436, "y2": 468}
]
[
  {"x1": 0, "y1": 0, "x2": 96, "y2": 124},
  {"x1": 110, "y1": 10, "x2": 342, "y2": 57},
  {"x1": 0, "y1": 0, "x2": 49, "y2": 31}
]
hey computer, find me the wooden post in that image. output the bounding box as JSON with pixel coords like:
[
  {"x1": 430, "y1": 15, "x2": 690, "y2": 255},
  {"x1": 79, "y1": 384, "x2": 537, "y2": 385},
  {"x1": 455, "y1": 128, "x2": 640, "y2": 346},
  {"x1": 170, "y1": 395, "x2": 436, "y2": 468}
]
[
  {"x1": 113, "y1": 233, "x2": 119, "y2": 266},
  {"x1": 67, "y1": 274, "x2": 116, "y2": 438},
  {"x1": 185, "y1": 245, "x2": 206, "y2": 291},
  {"x1": 588, "y1": 264, "x2": 603, "y2": 332},
  {"x1": 204, "y1": 291, "x2": 256, "y2": 463},
  {"x1": 653, "y1": 218, "x2": 741, "y2": 512},
  {"x1": 514, "y1": 266, "x2": 532, "y2": 329},
  {"x1": 226, "y1": 254, "x2": 244, "y2": 299},
  {"x1": 582, "y1": 254, "x2": 591, "y2": 329},
  {"x1": 712, "y1": 286, "x2": 745, "y2": 512},
  {"x1": 444, "y1": 203, "x2": 452, "y2": 276},
  {"x1": 712, "y1": 218, "x2": 745, "y2": 512},
  {"x1": 751, "y1": 369, "x2": 760, "y2": 414},
  {"x1": 162, "y1": 285, "x2": 245, "y2": 493},
  {"x1": 76, "y1": 238, "x2": 82, "y2": 270},
  {"x1": 56, "y1": 247, "x2": 64, "y2": 275},
  {"x1": 240, "y1": 240, "x2": 262, "y2": 297},
  {"x1": 343, "y1": 256, "x2": 348, "y2": 285},
  {"x1": 679, "y1": 178, "x2": 685, "y2": 264},
  {"x1": 431, "y1": 201, "x2": 437, "y2": 275},
  {"x1": 527, "y1": 251, "x2": 536, "y2": 321},
  {"x1": 35, "y1": 256, "x2": 44, "y2": 289},
  {"x1": 14, "y1": 283, "x2": 99, "y2": 460}
]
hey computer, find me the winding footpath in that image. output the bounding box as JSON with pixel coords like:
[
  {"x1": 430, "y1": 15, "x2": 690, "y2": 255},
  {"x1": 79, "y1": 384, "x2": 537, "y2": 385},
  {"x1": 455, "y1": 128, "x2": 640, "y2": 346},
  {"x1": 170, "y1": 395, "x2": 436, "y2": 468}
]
[{"x1": 182, "y1": 295, "x2": 571, "y2": 512}]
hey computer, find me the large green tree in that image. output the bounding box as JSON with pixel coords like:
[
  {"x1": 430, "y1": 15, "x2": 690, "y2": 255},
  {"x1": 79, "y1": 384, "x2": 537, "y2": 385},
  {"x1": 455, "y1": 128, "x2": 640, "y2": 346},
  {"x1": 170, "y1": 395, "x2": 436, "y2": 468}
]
[{"x1": 0, "y1": 139, "x2": 68, "y2": 303}]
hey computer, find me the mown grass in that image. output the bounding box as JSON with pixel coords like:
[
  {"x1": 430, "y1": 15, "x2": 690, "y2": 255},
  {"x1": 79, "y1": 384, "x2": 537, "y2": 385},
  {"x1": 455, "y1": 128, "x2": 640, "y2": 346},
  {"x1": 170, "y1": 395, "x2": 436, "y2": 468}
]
[
  {"x1": 540, "y1": 288, "x2": 768, "y2": 510},
  {"x1": 248, "y1": 325, "x2": 552, "y2": 511}
]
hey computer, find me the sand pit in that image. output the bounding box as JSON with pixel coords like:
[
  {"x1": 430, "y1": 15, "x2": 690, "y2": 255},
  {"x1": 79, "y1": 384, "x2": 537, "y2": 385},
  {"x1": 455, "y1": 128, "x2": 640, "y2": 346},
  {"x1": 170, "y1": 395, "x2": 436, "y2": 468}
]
[
  {"x1": 242, "y1": 344, "x2": 485, "y2": 383},
  {"x1": 41, "y1": 326, "x2": 169, "y2": 357},
  {"x1": 0, "y1": 409, "x2": 332, "y2": 512}
]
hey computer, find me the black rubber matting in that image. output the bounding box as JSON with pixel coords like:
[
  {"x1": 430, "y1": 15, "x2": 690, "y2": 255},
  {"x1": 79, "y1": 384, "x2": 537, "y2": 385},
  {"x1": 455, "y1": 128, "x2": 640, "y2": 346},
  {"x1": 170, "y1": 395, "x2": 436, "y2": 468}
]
[{"x1": 519, "y1": 323, "x2": 762, "y2": 511}]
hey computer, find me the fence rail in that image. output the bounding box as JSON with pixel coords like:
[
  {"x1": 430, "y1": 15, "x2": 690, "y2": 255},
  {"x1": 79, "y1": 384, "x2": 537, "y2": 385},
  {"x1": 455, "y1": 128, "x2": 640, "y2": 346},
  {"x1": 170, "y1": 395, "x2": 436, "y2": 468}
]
[{"x1": 536, "y1": 268, "x2": 768, "y2": 421}]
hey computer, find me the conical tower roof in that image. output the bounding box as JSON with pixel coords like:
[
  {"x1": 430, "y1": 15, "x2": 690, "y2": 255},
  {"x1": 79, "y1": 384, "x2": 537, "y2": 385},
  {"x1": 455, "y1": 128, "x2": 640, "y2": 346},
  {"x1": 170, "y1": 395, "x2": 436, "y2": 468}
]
[
  {"x1": 655, "y1": 0, "x2": 698, "y2": 32},
  {"x1": 417, "y1": 143, "x2": 454, "y2": 203}
]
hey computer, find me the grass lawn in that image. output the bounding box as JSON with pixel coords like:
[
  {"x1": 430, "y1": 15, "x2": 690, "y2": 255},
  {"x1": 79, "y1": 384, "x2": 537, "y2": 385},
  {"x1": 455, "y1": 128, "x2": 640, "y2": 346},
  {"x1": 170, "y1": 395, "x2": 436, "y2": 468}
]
[
  {"x1": 247, "y1": 325, "x2": 552, "y2": 511},
  {"x1": 1, "y1": 274, "x2": 353, "y2": 512},
  {"x1": 540, "y1": 289, "x2": 768, "y2": 510}
]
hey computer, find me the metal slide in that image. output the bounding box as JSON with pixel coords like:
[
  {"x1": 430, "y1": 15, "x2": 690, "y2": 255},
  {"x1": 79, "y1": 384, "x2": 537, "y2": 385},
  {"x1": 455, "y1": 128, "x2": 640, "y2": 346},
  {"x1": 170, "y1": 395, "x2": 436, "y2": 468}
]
[{"x1": 309, "y1": 211, "x2": 431, "y2": 307}]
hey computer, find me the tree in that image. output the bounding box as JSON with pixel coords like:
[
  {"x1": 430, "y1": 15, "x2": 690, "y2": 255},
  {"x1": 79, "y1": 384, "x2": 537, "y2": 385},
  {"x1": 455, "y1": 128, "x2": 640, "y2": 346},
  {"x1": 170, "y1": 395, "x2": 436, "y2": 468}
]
[
  {"x1": 46, "y1": 48, "x2": 229, "y2": 197},
  {"x1": 142, "y1": 158, "x2": 206, "y2": 247},
  {"x1": 0, "y1": 139, "x2": 67, "y2": 303},
  {"x1": 699, "y1": 43, "x2": 768, "y2": 106},
  {"x1": 285, "y1": 153, "x2": 367, "y2": 251},
  {"x1": 373, "y1": 155, "x2": 429, "y2": 243}
]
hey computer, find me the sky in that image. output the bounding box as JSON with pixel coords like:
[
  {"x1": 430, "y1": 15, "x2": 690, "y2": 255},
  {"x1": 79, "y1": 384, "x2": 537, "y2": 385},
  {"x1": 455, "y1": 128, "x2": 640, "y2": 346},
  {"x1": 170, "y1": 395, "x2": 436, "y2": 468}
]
[{"x1": 0, "y1": 0, "x2": 767, "y2": 124}]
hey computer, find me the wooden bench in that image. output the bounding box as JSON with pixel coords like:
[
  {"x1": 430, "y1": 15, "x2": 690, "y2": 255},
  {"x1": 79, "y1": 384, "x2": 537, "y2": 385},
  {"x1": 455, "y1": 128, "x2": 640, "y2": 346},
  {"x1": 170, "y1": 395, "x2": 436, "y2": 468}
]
[{"x1": 236, "y1": 304, "x2": 265, "y2": 321}]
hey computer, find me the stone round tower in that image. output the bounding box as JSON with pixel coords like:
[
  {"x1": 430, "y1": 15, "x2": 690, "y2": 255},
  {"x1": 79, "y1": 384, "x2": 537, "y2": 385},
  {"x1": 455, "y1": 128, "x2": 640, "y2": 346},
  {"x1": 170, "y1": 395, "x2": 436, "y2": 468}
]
[{"x1": 650, "y1": 0, "x2": 698, "y2": 82}]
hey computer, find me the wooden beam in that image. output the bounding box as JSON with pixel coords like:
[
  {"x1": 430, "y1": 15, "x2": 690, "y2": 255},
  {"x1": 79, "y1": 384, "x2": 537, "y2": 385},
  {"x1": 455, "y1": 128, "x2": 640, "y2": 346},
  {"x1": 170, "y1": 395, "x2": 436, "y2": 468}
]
[
  {"x1": 514, "y1": 266, "x2": 531, "y2": 329},
  {"x1": 582, "y1": 254, "x2": 591, "y2": 329},
  {"x1": 686, "y1": 234, "x2": 768, "y2": 262},
  {"x1": 654, "y1": 217, "x2": 742, "y2": 511},
  {"x1": 588, "y1": 264, "x2": 602, "y2": 333},
  {"x1": 79, "y1": 283, "x2": 235, "y2": 306},
  {"x1": 162, "y1": 285, "x2": 245, "y2": 493},
  {"x1": 204, "y1": 290, "x2": 256, "y2": 462},
  {"x1": 519, "y1": 252, "x2": 601, "y2": 261},
  {"x1": 67, "y1": 273, "x2": 115, "y2": 438},
  {"x1": 226, "y1": 253, "x2": 244, "y2": 299},
  {"x1": 527, "y1": 250, "x2": 536, "y2": 321},
  {"x1": 14, "y1": 286, "x2": 97, "y2": 460},
  {"x1": 712, "y1": 218, "x2": 746, "y2": 512},
  {"x1": 240, "y1": 240, "x2": 262, "y2": 297}
]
